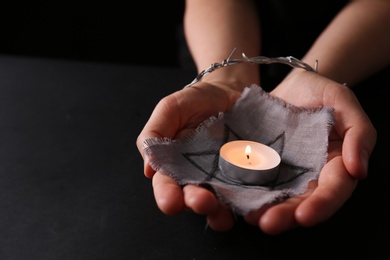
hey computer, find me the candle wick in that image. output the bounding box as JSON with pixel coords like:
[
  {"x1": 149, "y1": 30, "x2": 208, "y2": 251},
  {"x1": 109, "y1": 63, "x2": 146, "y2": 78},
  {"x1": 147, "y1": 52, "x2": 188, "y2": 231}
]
[{"x1": 246, "y1": 155, "x2": 250, "y2": 159}]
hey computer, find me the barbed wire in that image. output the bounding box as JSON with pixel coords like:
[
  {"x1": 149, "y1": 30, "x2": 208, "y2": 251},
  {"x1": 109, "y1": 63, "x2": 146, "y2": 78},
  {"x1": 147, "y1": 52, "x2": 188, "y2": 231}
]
[{"x1": 183, "y1": 48, "x2": 318, "y2": 88}]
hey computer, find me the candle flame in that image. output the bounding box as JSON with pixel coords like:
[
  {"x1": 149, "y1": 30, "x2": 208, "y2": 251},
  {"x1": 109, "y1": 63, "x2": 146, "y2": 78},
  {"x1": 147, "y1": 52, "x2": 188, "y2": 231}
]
[{"x1": 245, "y1": 145, "x2": 251, "y2": 159}]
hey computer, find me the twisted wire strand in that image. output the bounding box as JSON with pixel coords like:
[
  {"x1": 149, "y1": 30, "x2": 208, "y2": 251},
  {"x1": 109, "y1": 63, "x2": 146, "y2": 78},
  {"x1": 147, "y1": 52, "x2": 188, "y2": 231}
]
[{"x1": 183, "y1": 49, "x2": 318, "y2": 88}]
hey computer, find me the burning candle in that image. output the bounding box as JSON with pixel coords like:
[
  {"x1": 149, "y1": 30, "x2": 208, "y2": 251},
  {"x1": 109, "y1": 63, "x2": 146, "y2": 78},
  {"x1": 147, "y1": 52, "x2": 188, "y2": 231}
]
[{"x1": 219, "y1": 140, "x2": 281, "y2": 185}]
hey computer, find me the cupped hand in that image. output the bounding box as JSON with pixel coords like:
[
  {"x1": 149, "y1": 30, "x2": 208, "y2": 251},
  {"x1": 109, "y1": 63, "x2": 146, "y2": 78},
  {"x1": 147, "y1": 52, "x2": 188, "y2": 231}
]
[
  {"x1": 136, "y1": 82, "x2": 242, "y2": 231},
  {"x1": 244, "y1": 71, "x2": 377, "y2": 234}
]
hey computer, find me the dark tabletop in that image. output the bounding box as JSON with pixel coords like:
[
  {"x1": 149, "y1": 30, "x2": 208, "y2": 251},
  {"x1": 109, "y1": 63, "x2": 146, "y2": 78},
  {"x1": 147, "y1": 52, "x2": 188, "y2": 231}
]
[{"x1": 0, "y1": 55, "x2": 389, "y2": 259}]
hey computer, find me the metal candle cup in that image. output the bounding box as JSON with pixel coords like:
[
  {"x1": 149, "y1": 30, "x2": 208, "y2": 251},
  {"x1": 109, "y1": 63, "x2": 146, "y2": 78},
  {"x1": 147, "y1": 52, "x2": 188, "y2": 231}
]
[{"x1": 219, "y1": 140, "x2": 281, "y2": 185}]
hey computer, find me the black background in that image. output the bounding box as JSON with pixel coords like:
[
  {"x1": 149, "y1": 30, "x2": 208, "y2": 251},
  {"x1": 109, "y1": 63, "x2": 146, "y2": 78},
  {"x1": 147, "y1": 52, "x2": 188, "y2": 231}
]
[
  {"x1": 0, "y1": 2, "x2": 185, "y2": 67},
  {"x1": 1, "y1": 2, "x2": 389, "y2": 259}
]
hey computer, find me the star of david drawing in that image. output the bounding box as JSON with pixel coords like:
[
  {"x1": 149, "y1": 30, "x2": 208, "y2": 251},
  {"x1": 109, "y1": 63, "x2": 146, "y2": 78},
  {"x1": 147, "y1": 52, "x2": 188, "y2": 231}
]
[
  {"x1": 143, "y1": 85, "x2": 334, "y2": 213},
  {"x1": 182, "y1": 124, "x2": 312, "y2": 188}
]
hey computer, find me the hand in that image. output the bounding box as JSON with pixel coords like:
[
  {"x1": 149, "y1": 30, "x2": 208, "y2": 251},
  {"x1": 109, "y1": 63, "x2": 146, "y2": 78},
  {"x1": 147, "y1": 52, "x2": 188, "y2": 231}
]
[
  {"x1": 136, "y1": 82, "x2": 242, "y2": 231},
  {"x1": 136, "y1": 71, "x2": 377, "y2": 234},
  {"x1": 244, "y1": 71, "x2": 377, "y2": 234}
]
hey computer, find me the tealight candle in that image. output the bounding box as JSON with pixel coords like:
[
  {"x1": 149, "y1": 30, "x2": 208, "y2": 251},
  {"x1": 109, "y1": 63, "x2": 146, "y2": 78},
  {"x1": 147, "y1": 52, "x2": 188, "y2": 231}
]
[{"x1": 219, "y1": 140, "x2": 281, "y2": 185}]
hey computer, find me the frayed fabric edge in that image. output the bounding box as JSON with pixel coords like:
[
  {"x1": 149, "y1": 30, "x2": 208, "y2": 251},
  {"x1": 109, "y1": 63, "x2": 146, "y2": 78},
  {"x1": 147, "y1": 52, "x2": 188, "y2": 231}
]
[{"x1": 245, "y1": 84, "x2": 336, "y2": 115}]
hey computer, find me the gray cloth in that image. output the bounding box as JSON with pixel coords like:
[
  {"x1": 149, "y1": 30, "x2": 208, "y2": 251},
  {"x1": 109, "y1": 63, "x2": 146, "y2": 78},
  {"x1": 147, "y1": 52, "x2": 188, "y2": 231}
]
[{"x1": 144, "y1": 85, "x2": 334, "y2": 215}]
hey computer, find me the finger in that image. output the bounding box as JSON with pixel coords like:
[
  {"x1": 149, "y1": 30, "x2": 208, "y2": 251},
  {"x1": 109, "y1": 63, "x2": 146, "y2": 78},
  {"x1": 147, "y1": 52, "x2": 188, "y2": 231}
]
[
  {"x1": 341, "y1": 118, "x2": 377, "y2": 179},
  {"x1": 136, "y1": 134, "x2": 155, "y2": 178},
  {"x1": 258, "y1": 182, "x2": 317, "y2": 235},
  {"x1": 295, "y1": 155, "x2": 358, "y2": 227},
  {"x1": 206, "y1": 203, "x2": 235, "y2": 232},
  {"x1": 143, "y1": 159, "x2": 156, "y2": 179},
  {"x1": 330, "y1": 86, "x2": 377, "y2": 179},
  {"x1": 152, "y1": 172, "x2": 185, "y2": 215},
  {"x1": 258, "y1": 198, "x2": 301, "y2": 235},
  {"x1": 183, "y1": 184, "x2": 219, "y2": 215},
  {"x1": 136, "y1": 95, "x2": 182, "y2": 178},
  {"x1": 244, "y1": 203, "x2": 273, "y2": 226},
  {"x1": 243, "y1": 181, "x2": 317, "y2": 234}
]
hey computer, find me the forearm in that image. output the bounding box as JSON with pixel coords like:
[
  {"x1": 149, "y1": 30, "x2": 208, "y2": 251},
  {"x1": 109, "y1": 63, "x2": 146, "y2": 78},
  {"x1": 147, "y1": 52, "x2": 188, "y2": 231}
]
[
  {"x1": 297, "y1": 0, "x2": 390, "y2": 86},
  {"x1": 184, "y1": 0, "x2": 261, "y2": 91}
]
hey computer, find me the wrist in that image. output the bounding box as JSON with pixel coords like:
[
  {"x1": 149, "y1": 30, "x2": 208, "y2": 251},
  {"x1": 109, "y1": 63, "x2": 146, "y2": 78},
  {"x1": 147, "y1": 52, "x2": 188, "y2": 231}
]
[{"x1": 188, "y1": 61, "x2": 260, "y2": 92}]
